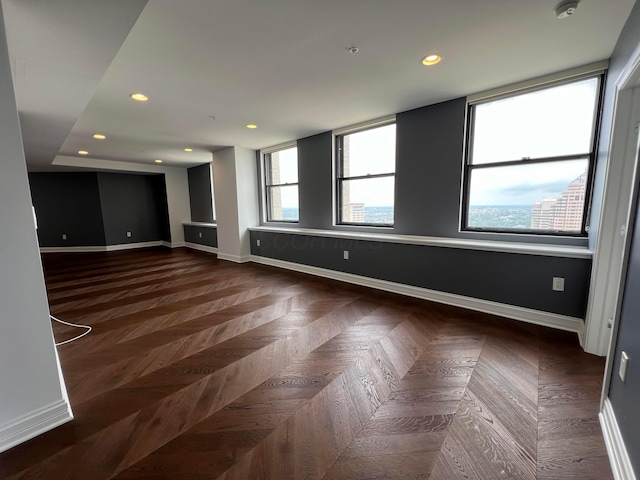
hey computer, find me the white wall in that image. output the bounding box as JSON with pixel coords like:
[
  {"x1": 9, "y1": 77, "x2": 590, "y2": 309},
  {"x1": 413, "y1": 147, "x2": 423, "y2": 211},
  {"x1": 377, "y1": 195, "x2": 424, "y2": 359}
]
[
  {"x1": 0, "y1": 5, "x2": 72, "y2": 452},
  {"x1": 213, "y1": 147, "x2": 259, "y2": 262}
]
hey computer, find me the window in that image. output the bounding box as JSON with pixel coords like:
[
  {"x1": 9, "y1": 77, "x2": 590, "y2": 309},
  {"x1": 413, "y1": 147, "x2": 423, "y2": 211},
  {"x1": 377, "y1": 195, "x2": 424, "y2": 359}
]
[
  {"x1": 463, "y1": 74, "x2": 602, "y2": 235},
  {"x1": 263, "y1": 144, "x2": 298, "y2": 222},
  {"x1": 336, "y1": 121, "x2": 396, "y2": 226}
]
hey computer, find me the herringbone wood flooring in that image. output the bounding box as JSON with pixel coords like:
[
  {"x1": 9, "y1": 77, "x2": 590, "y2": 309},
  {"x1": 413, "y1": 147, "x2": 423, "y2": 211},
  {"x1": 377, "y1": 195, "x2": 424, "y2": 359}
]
[{"x1": 0, "y1": 247, "x2": 612, "y2": 479}]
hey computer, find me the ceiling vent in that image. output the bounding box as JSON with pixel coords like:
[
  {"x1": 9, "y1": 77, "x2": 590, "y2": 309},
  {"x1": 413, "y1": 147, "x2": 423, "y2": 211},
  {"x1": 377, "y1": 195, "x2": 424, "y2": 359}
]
[{"x1": 555, "y1": 1, "x2": 579, "y2": 19}]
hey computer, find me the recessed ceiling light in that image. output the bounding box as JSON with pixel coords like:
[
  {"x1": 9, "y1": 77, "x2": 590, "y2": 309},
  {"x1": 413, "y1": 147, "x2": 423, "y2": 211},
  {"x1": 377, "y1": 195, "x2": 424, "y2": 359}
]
[
  {"x1": 422, "y1": 54, "x2": 442, "y2": 66},
  {"x1": 246, "y1": 124, "x2": 258, "y2": 129},
  {"x1": 184, "y1": 148, "x2": 193, "y2": 152},
  {"x1": 78, "y1": 150, "x2": 89, "y2": 155},
  {"x1": 130, "y1": 93, "x2": 149, "y2": 102},
  {"x1": 92, "y1": 134, "x2": 106, "y2": 140},
  {"x1": 154, "y1": 159, "x2": 163, "y2": 164}
]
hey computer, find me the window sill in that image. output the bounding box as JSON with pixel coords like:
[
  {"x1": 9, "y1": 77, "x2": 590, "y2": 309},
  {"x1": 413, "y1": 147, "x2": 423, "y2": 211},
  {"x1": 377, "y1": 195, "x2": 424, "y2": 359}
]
[
  {"x1": 182, "y1": 222, "x2": 217, "y2": 227},
  {"x1": 249, "y1": 225, "x2": 592, "y2": 259}
]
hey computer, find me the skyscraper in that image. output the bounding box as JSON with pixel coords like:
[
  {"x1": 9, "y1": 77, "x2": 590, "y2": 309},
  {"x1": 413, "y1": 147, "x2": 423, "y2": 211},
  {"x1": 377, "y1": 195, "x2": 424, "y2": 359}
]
[{"x1": 531, "y1": 171, "x2": 587, "y2": 233}]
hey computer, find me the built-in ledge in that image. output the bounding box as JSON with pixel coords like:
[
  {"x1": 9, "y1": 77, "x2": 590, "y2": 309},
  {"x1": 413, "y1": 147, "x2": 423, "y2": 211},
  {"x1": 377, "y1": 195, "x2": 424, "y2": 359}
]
[{"x1": 249, "y1": 226, "x2": 592, "y2": 259}]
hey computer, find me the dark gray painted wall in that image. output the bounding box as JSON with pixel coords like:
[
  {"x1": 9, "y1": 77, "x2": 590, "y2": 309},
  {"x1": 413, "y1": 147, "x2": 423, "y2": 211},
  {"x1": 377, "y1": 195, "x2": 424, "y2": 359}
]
[
  {"x1": 29, "y1": 172, "x2": 170, "y2": 247},
  {"x1": 97, "y1": 172, "x2": 170, "y2": 245},
  {"x1": 250, "y1": 230, "x2": 591, "y2": 318},
  {"x1": 187, "y1": 163, "x2": 214, "y2": 223},
  {"x1": 29, "y1": 172, "x2": 106, "y2": 247},
  {"x1": 184, "y1": 225, "x2": 217, "y2": 247},
  {"x1": 394, "y1": 99, "x2": 466, "y2": 237},
  {"x1": 607, "y1": 0, "x2": 640, "y2": 472},
  {"x1": 298, "y1": 132, "x2": 334, "y2": 229}
]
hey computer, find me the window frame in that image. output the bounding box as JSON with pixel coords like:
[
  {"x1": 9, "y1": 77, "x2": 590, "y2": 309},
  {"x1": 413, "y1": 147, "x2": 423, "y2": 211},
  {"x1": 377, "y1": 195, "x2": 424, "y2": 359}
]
[
  {"x1": 461, "y1": 71, "x2": 605, "y2": 237},
  {"x1": 334, "y1": 117, "x2": 397, "y2": 227},
  {"x1": 261, "y1": 141, "x2": 299, "y2": 224}
]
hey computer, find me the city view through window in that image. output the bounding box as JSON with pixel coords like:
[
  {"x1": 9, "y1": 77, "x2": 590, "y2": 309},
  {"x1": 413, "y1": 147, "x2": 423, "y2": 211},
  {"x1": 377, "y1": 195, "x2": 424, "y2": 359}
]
[{"x1": 274, "y1": 77, "x2": 598, "y2": 233}]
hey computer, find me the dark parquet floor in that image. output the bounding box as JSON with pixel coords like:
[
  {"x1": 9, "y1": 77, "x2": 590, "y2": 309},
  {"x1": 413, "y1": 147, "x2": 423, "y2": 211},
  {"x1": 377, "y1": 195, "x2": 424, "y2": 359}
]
[{"x1": 0, "y1": 247, "x2": 612, "y2": 479}]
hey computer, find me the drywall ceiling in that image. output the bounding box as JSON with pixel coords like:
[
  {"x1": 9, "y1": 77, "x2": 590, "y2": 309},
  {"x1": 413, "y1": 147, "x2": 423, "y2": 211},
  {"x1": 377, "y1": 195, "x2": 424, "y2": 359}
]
[{"x1": 2, "y1": 0, "x2": 636, "y2": 171}]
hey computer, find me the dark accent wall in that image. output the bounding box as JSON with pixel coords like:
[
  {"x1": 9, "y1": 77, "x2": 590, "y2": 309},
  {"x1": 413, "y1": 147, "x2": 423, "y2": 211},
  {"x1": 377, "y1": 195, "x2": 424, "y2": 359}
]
[
  {"x1": 29, "y1": 172, "x2": 170, "y2": 247},
  {"x1": 187, "y1": 163, "x2": 214, "y2": 223},
  {"x1": 183, "y1": 225, "x2": 217, "y2": 248},
  {"x1": 394, "y1": 98, "x2": 466, "y2": 237},
  {"x1": 297, "y1": 132, "x2": 334, "y2": 229},
  {"x1": 606, "y1": 0, "x2": 640, "y2": 472},
  {"x1": 97, "y1": 172, "x2": 170, "y2": 245},
  {"x1": 250, "y1": 230, "x2": 591, "y2": 318},
  {"x1": 29, "y1": 172, "x2": 106, "y2": 247}
]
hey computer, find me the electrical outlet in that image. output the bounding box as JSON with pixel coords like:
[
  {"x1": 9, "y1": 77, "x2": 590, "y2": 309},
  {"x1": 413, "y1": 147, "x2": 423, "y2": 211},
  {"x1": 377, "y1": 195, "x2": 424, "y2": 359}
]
[
  {"x1": 619, "y1": 351, "x2": 630, "y2": 382},
  {"x1": 552, "y1": 277, "x2": 565, "y2": 292},
  {"x1": 62, "y1": 233, "x2": 67, "y2": 240},
  {"x1": 343, "y1": 250, "x2": 349, "y2": 260},
  {"x1": 126, "y1": 231, "x2": 132, "y2": 238},
  {"x1": 256, "y1": 239, "x2": 261, "y2": 247}
]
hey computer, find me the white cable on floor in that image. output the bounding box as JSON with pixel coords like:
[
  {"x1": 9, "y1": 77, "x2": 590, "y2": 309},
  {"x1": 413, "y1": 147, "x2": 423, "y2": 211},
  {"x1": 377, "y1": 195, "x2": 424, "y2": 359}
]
[{"x1": 50, "y1": 315, "x2": 92, "y2": 346}]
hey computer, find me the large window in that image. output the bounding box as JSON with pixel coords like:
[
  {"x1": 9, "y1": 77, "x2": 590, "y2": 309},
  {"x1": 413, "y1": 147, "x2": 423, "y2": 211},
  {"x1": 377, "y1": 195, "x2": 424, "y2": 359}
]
[
  {"x1": 463, "y1": 74, "x2": 602, "y2": 235},
  {"x1": 336, "y1": 121, "x2": 396, "y2": 226},
  {"x1": 263, "y1": 144, "x2": 299, "y2": 222}
]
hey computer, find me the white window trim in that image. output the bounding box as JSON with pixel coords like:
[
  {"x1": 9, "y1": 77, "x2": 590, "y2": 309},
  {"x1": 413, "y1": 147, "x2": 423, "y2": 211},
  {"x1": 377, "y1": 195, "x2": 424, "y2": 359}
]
[
  {"x1": 332, "y1": 115, "x2": 397, "y2": 227},
  {"x1": 460, "y1": 63, "x2": 607, "y2": 237},
  {"x1": 260, "y1": 140, "x2": 299, "y2": 224}
]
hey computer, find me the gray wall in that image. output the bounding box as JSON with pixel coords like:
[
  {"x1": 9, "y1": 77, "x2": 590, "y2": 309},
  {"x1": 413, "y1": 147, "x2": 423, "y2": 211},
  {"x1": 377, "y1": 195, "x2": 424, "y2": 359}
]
[
  {"x1": 251, "y1": 231, "x2": 591, "y2": 318},
  {"x1": 253, "y1": 97, "x2": 594, "y2": 318},
  {"x1": 29, "y1": 171, "x2": 171, "y2": 247},
  {"x1": 183, "y1": 225, "x2": 217, "y2": 248},
  {"x1": 606, "y1": 0, "x2": 640, "y2": 472},
  {"x1": 98, "y1": 172, "x2": 170, "y2": 245},
  {"x1": 30, "y1": 172, "x2": 106, "y2": 247},
  {"x1": 187, "y1": 163, "x2": 214, "y2": 223}
]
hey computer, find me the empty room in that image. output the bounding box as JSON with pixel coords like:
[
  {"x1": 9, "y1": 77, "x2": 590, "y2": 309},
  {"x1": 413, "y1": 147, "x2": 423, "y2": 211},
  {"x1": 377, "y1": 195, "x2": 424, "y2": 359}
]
[{"x1": 0, "y1": 1, "x2": 639, "y2": 479}]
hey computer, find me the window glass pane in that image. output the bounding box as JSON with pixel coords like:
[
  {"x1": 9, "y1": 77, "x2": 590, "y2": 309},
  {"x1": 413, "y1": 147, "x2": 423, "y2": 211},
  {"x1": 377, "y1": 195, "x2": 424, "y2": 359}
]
[
  {"x1": 268, "y1": 147, "x2": 298, "y2": 184},
  {"x1": 471, "y1": 78, "x2": 598, "y2": 164},
  {"x1": 342, "y1": 124, "x2": 396, "y2": 177},
  {"x1": 467, "y1": 159, "x2": 588, "y2": 232},
  {"x1": 268, "y1": 185, "x2": 299, "y2": 221},
  {"x1": 341, "y1": 177, "x2": 394, "y2": 224}
]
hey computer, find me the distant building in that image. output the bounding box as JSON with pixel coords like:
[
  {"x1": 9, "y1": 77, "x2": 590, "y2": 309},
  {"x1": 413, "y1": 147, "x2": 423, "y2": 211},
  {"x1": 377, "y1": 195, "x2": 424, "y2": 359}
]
[{"x1": 531, "y1": 172, "x2": 587, "y2": 232}]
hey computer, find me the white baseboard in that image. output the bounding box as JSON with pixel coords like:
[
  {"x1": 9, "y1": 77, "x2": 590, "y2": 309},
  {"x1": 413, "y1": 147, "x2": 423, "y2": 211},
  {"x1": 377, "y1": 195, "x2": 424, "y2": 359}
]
[
  {"x1": 163, "y1": 241, "x2": 185, "y2": 249},
  {"x1": 250, "y1": 255, "x2": 584, "y2": 334},
  {"x1": 600, "y1": 398, "x2": 637, "y2": 480},
  {"x1": 0, "y1": 400, "x2": 73, "y2": 454},
  {"x1": 184, "y1": 242, "x2": 218, "y2": 254},
  {"x1": 218, "y1": 252, "x2": 251, "y2": 263},
  {"x1": 40, "y1": 241, "x2": 165, "y2": 253}
]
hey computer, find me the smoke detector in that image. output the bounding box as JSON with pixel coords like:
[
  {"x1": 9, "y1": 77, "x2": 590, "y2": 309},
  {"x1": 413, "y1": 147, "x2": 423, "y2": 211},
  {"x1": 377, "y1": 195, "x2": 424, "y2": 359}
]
[{"x1": 555, "y1": 1, "x2": 579, "y2": 19}]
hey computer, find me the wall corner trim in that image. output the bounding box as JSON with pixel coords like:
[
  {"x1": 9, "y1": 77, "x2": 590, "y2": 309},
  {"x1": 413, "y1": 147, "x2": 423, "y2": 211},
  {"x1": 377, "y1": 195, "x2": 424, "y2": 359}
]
[
  {"x1": 184, "y1": 242, "x2": 218, "y2": 254},
  {"x1": 0, "y1": 399, "x2": 73, "y2": 454},
  {"x1": 250, "y1": 255, "x2": 584, "y2": 334},
  {"x1": 218, "y1": 253, "x2": 251, "y2": 263},
  {"x1": 600, "y1": 398, "x2": 637, "y2": 480}
]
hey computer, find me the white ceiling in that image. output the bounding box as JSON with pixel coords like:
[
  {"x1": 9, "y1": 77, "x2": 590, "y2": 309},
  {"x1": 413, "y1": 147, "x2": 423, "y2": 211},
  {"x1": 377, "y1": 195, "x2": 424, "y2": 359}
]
[{"x1": 2, "y1": 0, "x2": 636, "y2": 171}]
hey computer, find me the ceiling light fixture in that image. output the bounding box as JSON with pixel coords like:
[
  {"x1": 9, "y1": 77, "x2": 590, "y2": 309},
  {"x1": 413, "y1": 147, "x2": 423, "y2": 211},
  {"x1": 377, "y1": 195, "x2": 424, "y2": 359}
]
[
  {"x1": 184, "y1": 148, "x2": 193, "y2": 152},
  {"x1": 555, "y1": 1, "x2": 579, "y2": 18},
  {"x1": 246, "y1": 124, "x2": 258, "y2": 129},
  {"x1": 422, "y1": 54, "x2": 442, "y2": 66},
  {"x1": 92, "y1": 134, "x2": 106, "y2": 140},
  {"x1": 154, "y1": 159, "x2": 163, "y2": 164},
  {"x1": 130, "y1": 93, "x2": 149, "y2": 102},
  {"x1": 78, "y1": 150, "x2": 89, "y2": 155}
]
